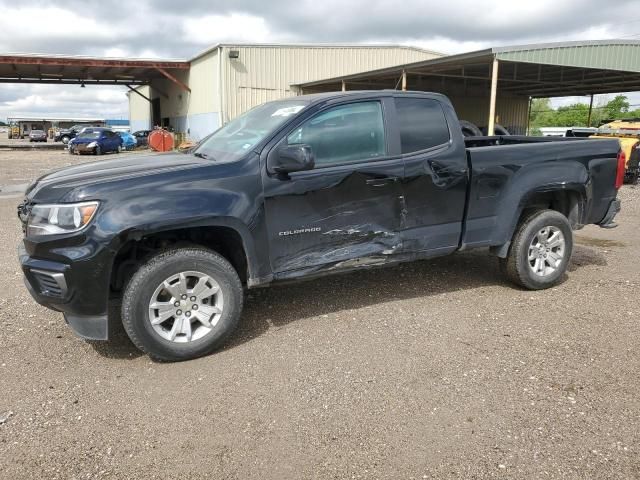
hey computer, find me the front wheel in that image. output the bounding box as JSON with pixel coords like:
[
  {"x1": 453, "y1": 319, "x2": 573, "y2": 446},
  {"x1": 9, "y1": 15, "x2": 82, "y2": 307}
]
[
  {"x1": 94, "y1": 145, "x2": 102, "y2": 156},
  {"x1": 122, "y1": 248, "x2": 243, "y2": 361},
  {"x1": 500, "y1": 210, "x2": 573, "y2": 290}
]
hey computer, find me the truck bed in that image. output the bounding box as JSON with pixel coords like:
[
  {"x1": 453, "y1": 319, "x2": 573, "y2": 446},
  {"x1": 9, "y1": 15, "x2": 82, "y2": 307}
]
[{"x1": 461, "y1": 135, "x2": 621, "y2": 249}]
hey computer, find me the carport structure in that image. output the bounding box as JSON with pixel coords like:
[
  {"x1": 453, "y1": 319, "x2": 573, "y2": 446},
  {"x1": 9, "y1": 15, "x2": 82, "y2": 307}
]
[
  {"x1": 0, "y1": 53, "x2": 190, "y2": 122},
  {"x1": 294, "y1": 40, "x2": 640, "y2": 135}
]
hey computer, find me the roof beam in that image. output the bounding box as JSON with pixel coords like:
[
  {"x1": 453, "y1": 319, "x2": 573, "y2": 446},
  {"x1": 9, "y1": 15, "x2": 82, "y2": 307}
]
[
  {"x1": 156, "y1": 67, "x2": 191, "y2": 92},
  {"x1": 126, "y1": 85, "x2": 152, "y2": 102},
  {"x1": 0, "y1": 55, "x2": 189, "y2": 69},
  {"x1": 0, "y1": 78, "x2": 147, "y2": 86}
]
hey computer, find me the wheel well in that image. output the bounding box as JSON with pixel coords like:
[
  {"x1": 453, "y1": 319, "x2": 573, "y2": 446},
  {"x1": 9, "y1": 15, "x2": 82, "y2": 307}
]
[
  {"x1": 491, "y1": 190, "x2": 584, "y2": 258},
  {"x1": 520, "y1": 190, "x2": 584, "y2": 228},
  {"x1": 110, "y1": 226, "x2": 249, "y2": 294}
]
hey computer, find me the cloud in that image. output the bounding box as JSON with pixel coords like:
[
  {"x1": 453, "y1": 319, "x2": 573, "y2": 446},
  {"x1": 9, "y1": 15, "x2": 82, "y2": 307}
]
[
  {"x1": 1, "y1": 0, "x2": 639, "y2": 120},
  {"x1": 183, "y1": 13, "x2": 284, "y2": 46}
]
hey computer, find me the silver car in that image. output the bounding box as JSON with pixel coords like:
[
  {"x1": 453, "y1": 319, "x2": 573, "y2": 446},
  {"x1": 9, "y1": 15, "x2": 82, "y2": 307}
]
[{"x1": 29, "y1": 130, "x2": 47, "y2": 142}]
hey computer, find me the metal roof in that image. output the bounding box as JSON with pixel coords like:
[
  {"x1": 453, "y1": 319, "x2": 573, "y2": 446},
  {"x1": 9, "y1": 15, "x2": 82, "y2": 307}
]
[
  {"x1": 7, "y1": 116, "x2": 105, "y2": 122},
  {"x1": 294, "y1": 40, "x2": 640, "y2": 98},
  {"x1": 0, "y1": 53, "x2": 189, "y2": 87},
  {"x1": 188, "y1": 42, "x2": 443, "y2": 62}
]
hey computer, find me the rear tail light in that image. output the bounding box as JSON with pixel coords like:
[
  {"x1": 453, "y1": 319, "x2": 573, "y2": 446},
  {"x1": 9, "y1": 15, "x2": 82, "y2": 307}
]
[{"x1": 615, "y1": 150, "x2": 626, "y2": 190}]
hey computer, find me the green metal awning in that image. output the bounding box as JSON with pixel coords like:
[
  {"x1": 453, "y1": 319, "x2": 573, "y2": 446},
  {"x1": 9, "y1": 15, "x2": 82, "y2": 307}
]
[{"x1": 294, "y1": 40, "x2": 640, "y2": 98}]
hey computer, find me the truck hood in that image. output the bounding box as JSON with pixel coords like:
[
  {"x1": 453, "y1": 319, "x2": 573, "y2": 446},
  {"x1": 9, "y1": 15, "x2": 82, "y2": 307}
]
[{"x1": 25, "y1": 152, "x2": 209, "y2": 203}]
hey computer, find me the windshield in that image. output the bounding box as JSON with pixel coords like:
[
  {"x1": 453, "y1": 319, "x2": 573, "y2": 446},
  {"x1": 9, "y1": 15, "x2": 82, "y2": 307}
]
[
  {"x1": 78, "y1": 131, "x2": 101, "y2": 139},
  {"x1": 193, "y1": 100, "x2": 309, "y2": 162}
]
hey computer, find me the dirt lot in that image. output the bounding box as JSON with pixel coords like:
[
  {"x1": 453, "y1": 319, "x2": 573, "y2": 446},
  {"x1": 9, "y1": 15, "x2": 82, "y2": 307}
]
[{"x1": 0, "y1": 148, "x2": 639, "y2": 479}]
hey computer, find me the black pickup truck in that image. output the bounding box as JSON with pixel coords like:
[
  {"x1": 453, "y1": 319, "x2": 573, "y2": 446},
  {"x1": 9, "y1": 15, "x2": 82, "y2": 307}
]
[
  {"x1": 18, "y1": 91, "x2": 623, "y2": 361},
  {"x1": 54, "y1": 125, "x2": 96, "y2": 144}
]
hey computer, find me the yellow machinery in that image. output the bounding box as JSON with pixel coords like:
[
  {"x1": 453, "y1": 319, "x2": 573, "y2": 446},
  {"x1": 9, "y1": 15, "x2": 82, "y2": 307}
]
[
  {"x1": 591, "y1": 119, "x2": 640, "y2": 184},
  {"x1": 7, "y1": 122, "x2": 19, "y2": 140}
]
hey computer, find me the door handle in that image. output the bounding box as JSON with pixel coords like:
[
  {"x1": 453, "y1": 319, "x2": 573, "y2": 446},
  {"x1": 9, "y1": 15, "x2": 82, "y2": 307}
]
[{"x1": 365, "y1": 176, "x2": 399, "y2": 187}]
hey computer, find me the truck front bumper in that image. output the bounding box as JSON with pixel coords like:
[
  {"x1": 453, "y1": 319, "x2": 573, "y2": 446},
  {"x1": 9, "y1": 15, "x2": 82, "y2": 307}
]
[
  {"x1": 19, "y1": 238, "x2": 112, "y2": 341},
  {"x1": 598, "y1": 198, "x2": 621, "y2": 229}
]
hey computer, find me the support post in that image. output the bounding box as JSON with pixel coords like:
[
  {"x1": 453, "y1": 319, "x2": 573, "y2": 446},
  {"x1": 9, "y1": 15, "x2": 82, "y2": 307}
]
[
  {"x1": 587, "y1": 94, "x2": 594, "y2": 127},
  {"x1": 341, "y1": 80, "x2": 346, "y2": 92},
  {"x1": 526, "y1": 96, "x2": 533, "y2": 135},
  {"x1": 401, "y1": 69, "x2": 407, "y2": 91},
  {"x1": 488, "y1": 57, "x2": 499, "y2": 136}
]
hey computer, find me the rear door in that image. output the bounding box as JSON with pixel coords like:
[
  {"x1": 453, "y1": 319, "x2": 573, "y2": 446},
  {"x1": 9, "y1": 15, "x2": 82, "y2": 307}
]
[
  {"x1": 393, "y1": 95, "x2": 469, "y2": 255},
  {"x1": 262, "y1": 97, "x2": 405, "y2": 275}
]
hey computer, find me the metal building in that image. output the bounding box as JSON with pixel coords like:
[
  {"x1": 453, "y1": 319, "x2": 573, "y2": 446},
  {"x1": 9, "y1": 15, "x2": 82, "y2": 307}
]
[
  {"x1": 294, "y1": 40, "x2": 640, "y2": 135},
  {"x1": 128, "y1": 43, "x2": 442, "y2": 139}
]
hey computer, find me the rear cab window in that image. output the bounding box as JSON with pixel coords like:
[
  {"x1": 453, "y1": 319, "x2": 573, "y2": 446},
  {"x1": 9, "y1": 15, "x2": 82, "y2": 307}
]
[{"x1": 395, "y1": 98, "x2": 450, "y2": 154}]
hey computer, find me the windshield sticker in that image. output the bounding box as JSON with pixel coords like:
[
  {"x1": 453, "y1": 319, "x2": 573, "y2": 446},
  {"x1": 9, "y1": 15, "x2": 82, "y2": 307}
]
[
  {"x1": 242, "y1": 143, "x2": 252, "y2": 149},
  {"x1": 271, "y1": 106, "x2": 305, "y2": 117}
]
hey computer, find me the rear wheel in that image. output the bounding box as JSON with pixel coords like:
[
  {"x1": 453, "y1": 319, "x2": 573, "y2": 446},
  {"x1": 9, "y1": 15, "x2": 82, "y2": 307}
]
[
  {"x1": 62, "y1": 136, "x2": 70, "y2": 144},
  {"x1": 121, "y1": 248, "x2": 243, "y2": 361},
  {"x1": 500, "y1": 210, "x2": 573, "y2": 290}
]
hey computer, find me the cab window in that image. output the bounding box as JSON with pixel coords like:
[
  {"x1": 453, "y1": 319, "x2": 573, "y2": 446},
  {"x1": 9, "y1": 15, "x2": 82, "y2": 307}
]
[
  {"x1": 395, "y1": 98, "x2": 450, "y2": 154},
  {"x1": 287, "y1": 101, "x2": 386, "y2": 167}
]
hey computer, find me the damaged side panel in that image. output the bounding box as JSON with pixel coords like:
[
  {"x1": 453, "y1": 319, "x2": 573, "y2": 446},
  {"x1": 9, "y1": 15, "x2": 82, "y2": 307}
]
[{"x1": 262, "y1": 163, "x2": 405, "y2": 275}]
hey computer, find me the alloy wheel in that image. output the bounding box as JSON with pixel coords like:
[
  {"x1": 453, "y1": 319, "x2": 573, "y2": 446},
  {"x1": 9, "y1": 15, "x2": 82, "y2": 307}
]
[{"x1": 148, "y1": 271, "x2": 224, "y2": 343}]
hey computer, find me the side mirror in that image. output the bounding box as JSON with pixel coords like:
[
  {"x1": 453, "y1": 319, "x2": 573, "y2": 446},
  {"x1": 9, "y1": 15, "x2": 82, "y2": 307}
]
[{"x1": 269, "y1": 144, "x2": 315, "y2": 174}]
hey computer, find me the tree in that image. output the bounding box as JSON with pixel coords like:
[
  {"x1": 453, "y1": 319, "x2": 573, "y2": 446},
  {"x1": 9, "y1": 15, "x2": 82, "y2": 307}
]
[
  {"x1": 604, "y1": 95, "x2": 630, "y2": 120},
  {"x1": 529, "y1": 95, "x2": 636, "y2": 133}
]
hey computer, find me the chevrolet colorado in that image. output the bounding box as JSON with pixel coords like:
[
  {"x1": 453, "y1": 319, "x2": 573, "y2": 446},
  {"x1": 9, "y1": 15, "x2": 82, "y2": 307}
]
[{"x1": 18, "y1": 91, "x2": 623, "y2": 361}]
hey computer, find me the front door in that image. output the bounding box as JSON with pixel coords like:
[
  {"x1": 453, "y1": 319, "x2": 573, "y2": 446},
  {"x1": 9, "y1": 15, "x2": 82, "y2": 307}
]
[{"x1": 262, "y1": 99, "x2": 405, "y2": 276}]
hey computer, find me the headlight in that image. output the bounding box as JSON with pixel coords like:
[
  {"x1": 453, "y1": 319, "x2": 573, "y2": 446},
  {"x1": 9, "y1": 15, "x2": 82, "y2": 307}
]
[
  {"x1": 87, "y1": 141, "x2": 97, "y2": 148},
  {"x1": 27, "y1": 201, "x2": 99, "y2": 236}
]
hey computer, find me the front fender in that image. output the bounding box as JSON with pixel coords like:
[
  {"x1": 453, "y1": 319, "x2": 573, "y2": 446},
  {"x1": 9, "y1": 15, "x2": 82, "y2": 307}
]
[{"x1": 92, "y1": 186, "x2": 265, "y2": 284}]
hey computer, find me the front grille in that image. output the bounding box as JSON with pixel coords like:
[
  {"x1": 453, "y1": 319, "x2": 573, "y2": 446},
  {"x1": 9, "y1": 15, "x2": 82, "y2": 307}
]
[{"x1": 31, "y1": 269, "x2": 67, "y2": 298}]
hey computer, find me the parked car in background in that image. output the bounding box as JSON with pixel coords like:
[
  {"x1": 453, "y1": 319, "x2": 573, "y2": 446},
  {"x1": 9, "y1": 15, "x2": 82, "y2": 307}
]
[
  {"x1": 68, "y1": 128, "x2": 122, "y2": 155},
  {"x1": 132, "y1": 130, "x2": 151, "y2": 147},
  {"x1": 28, "y1": 130, "x2": 47, "y2": 142},
  {"x1": 117, "y1": 131, "x2": 137, "y2": 150},
  {"x1": 55, "y1": 125, "x2": 97, "y2": 144}
]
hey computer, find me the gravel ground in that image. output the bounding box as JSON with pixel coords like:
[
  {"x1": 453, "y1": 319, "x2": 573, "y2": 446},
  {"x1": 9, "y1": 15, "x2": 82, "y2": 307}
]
[{"x1": 0, "y1": 148, "x2": 639, "y2": 479}]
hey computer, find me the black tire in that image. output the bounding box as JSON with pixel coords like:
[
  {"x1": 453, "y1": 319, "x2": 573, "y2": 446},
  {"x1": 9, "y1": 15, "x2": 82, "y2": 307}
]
[
  {"x1": 95, "y1": 145, "x2": 102, "y2": 156},
  {"x1": 480, "y1": 124, "x2": 511, "y2": 136},
  {"x1": 460, "y1": 120, "x2": 482, "y2": 137},
  {"x1": 121, "y1": 248, "x2": 243, "y2": 361},
  {"x1": 500, "y1": 210, "x2": 573, "y2": 290},
  {"x1": 624, "y1": 149, "x2": 640, "y2": 185},
  {"x1": 494, "y1": 124, "x2": 510, "y2": 136}
]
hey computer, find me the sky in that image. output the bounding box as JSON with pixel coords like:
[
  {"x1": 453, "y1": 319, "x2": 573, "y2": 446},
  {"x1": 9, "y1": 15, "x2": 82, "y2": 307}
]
[{"x1": 1, "y1": 0, "x2": 640, "y2": 121}]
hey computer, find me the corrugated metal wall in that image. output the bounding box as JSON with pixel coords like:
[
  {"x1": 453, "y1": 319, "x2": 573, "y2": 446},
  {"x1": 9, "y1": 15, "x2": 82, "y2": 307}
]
[
  {"x1": 450, "y1": 95, "x2": 529, "y2": 134},
  {"x1": 128, "y1": 86, "x2": 151, "y2": 123},
  {"x1": 220, "y1": 45, "x2": 440, "y2": 121}
]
